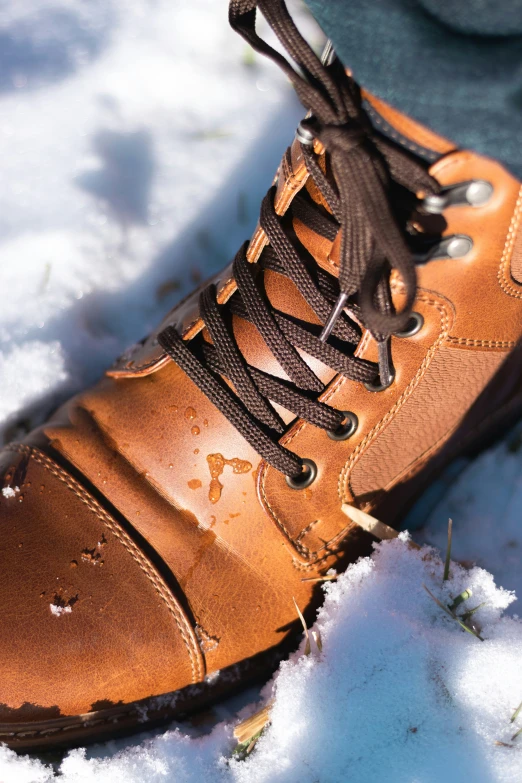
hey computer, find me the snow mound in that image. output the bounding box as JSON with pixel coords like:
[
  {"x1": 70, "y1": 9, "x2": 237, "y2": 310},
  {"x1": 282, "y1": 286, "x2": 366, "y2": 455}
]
[{"x1": 3, "y1": 535, "x2": 521, "y2": 782}]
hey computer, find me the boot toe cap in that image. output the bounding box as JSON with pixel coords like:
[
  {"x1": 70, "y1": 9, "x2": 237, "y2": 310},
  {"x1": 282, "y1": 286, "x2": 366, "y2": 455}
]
[{"x1": 0, "y1": 444, "x2": 202, "y2": 730}]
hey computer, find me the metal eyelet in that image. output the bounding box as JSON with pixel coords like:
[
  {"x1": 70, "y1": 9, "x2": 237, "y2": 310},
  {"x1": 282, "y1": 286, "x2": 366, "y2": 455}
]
[
  {"x1": 439, "y1": 234, "x2": 473, "y2": 259},
  {"x1": 394, "y1": 312, "x2": 424, "y2": 338},
  {"x1": 465, "y1": 180, "x2": 494, "y2": 206},
  {"x1": 364, "y1": 368, "x2": 395, "y2": 393},
  {"x1": 327, "y1": 411, "x2": 358, "y2": 441},
  {"x1": 296, "y1": 121, "x2": 315, "y2": 147},
  {"x1": 285, "y1": 458, "x2": 317, "y2": 490},
  {"x1": 423, "y1": 180, "x2": 493, "y2": 214},
  {"x1": 414, "y1": 234, "x2": 473, "y2": 265}
]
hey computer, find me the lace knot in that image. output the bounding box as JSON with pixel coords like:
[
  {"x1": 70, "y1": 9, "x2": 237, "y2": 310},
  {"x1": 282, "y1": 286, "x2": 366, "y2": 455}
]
[{"x1": 300, "y1": 118, "x2": 368, "y2": 158}]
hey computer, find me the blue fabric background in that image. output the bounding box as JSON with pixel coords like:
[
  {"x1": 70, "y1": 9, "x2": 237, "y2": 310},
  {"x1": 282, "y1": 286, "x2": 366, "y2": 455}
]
[{"x1": 304, "y1": 0, "x2": 522, "y2": 176}]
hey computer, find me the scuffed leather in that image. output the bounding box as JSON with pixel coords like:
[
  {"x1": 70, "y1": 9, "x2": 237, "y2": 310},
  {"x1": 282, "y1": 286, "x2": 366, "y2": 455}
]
[{"x1": 0, "y1": 446, "x2": 200, "y2": 720}]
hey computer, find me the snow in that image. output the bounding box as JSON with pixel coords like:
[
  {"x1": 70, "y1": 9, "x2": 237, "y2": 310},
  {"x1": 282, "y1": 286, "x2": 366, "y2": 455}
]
[
  {"x1": 49, "y1": 603, "x2": 72, "y2": 617},
  {"x1": 1, "y1": 0, "x2": 522, "y2": 781},
  {"x1": 1, "y1": 485, "x2": 19, "y2": 499}
]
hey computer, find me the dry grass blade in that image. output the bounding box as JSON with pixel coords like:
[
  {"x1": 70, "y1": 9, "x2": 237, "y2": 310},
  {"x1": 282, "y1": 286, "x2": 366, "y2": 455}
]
[
  {"x1": 512, "y1": 727, "x2": 522, "y2": 742},
  {"x1": 301, "y1": 573, "x2": 338, "y2": 583},
  {"x1": 234, "y1": 702, "x2": 273, "y2": 743},
  {"x1": 423, "y1": 584, "x2": 484, "y2": 641},
  {"x1": 312, "y1": 629, "x2": 323, "y2": 652},
  {"x1": 511, "y1": 700, "x2": 522, "y2": 724},
  {"x1": 443, "y1": 518, "x2": 453, "y2": 582},
  {"x1": 233, "y1": 729, "x2": 265, "y2": 759},
  {"x1": 341, "y1": 504, "x2": 399, "y2": 540},
  {"x1": 293, "y1": 597, "x2": 312, "y2": 655}
]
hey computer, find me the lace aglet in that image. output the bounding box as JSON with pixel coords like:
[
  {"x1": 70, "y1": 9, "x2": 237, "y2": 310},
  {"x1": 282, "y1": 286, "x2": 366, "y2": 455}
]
[{"x1": 319, "y1": 292, "x2": 348, "y2": 343}]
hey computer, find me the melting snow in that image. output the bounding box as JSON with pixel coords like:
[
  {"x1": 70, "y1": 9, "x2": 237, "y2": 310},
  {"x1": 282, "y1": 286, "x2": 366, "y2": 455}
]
[
  {"x1": 2, "y1": 486, "x2": 20, "y2": 499},
  {"x1": 1, "y1": 0, "x2": 522, "y2": 781},
  {"x1": 49, "y1": 604, "x2": 72, "y2": 617}
]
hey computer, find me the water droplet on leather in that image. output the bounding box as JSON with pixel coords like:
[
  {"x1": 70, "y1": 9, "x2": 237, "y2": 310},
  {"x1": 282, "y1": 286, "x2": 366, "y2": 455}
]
[
  {"x1": 70, "y1": 560, "x2": 78, "y2": 568},
  {"x1": 206, "y1": 453, "x2": 252, "y2": 503},
  {"x1": 188, "y1": 479, "x2": 202, "y2": 490},
  {"x1": 191, "y1": 426, "x2": 200, "y2": 436},
  {"x1": 195, "y1": 625, "x2": 220, "y2": 653},
  {"x1": 194, "y1": 448, "x2": 200, "y2": 455},
  {"x1": 185, "y1": 407, "x2": 197, "y2": 421},
  {"x1": 18, "y1": 494, "x2": 24, "y2": 503},
  {"x1": 169, "y1": 463, "x2": 173, "y2": 469},
  {"x1": 203, "y1": 419, "x2": 209, "y2": 427}
]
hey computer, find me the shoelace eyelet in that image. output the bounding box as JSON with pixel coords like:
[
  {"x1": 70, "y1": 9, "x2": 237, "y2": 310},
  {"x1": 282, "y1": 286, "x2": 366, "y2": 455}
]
[
  {"x1": 394, "y1": 312, "x2": 424, "y2": 338},
  {"x1": 285, "y1": 458, "x2": 317, "y2": 489},
  {"x1": 327, "y1": 411, "x2": 358, "y2": 441},
  {"x1": 423, "y1": 180, "x2": 493, "y2": 214},
  {"x1": 364, "y1": 369, "x2": 395, "y2": 393},
  {"x1": 296, "y1": 121, "x2": 315, "y2": 147}
]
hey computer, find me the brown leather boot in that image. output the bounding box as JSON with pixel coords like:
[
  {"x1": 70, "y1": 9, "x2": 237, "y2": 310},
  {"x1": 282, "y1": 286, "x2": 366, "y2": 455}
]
[{"x1": 2, "y1": 0, "x2": 522, "y2": 751}]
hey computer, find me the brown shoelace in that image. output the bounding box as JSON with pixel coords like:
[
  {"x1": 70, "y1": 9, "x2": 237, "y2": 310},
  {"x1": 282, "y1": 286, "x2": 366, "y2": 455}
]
[{"x1": 158, "y1": 0, "x2": 440, "y2": 480}]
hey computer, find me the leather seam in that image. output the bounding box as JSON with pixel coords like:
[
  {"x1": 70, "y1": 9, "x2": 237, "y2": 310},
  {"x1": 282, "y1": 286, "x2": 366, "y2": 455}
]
[
  {"x1": 365, "y1": 104, "x2": 440, "y2": 161},
  {"x1": 446, "y1": 336, "x2": 516, "y2": 348},
  {"x1": 340, "y1": 294, "x2": 450, "y2": 505},
  {"x1": 296, "y1": 517, "x2": 321, "y2": 543},
  {"x1": 6, "y1": 444, "x2": 203, "y2": 683},
  {"x1": 497, "y1": 184, "x2": 522, "y2": 299},
  {"x1": 293, "y1": 522, "x2": 355, "y2": 565}
]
